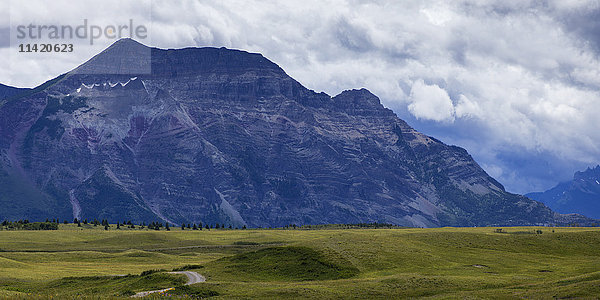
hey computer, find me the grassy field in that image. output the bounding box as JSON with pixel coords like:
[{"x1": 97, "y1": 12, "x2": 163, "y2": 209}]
[{"x1": 0, "y1": 225, "x2": 599, "y2": 299}]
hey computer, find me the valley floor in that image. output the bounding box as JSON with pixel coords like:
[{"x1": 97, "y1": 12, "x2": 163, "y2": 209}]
[{"x1": 0, "y1": 225, "x2": 599, "y2": 299}]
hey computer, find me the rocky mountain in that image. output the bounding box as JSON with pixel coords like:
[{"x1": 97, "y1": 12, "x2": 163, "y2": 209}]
[
  {"x1": 527, "y1": 166, "x2": 600, "y2": 219},
  {"x1": 0, "y1": 83, "x2": 29, "y2": 101},
  {"x1": 0, "y1": 39, "x2": 589, "y2": 227}
]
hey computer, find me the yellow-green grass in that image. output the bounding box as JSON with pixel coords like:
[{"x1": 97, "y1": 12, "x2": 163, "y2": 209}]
[{"x1": 0, "y1": 225, "x2": 599, "y2": 298}]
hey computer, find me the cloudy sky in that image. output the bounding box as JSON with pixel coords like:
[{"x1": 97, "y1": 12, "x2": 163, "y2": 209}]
[{"x1": 2, "y1": 0, "x2": 600, "y2": 194}]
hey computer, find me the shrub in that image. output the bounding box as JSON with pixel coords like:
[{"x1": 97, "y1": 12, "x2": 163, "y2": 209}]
[{"x1": 172, "y1": 265, "x2": 204, "y2": 271}]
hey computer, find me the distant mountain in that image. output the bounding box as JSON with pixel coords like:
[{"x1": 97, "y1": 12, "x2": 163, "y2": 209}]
[
  {"x1": 527, "y1": 166, "x2": 600, "y2": 219},
  {"x1": 0, "y1": 39, "x2": 590, "y2": 227}
]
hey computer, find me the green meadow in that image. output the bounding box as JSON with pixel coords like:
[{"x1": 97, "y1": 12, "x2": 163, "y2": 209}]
[{"x1": 0, "y1": 225, "x2": 599, "y2": 299}]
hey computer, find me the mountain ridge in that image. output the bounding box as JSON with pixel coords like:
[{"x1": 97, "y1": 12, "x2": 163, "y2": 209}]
[
  {"x1": 527, "y1": 166, "x2": 600, "y2": 219},
  {"x1": 0, "y1": 39, "x2": 592, "y2": 227},
  {"x1": 0, "y1": 83, "x2": 30, "y2": 102}
]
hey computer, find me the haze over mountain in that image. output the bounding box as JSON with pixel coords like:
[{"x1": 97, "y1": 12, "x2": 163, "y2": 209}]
[
  {"x1": 0, "y1": 39, "x2": 590, "y2": 227},
  {"x1": 527, "y1": 166, "x2": 600, "y2": 219}
]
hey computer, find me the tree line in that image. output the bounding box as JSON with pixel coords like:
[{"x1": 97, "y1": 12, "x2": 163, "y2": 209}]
[
  {"x1": 1, "y1": 218, "x2": 405, "y2": 231},
  {"x1": 1, "y1": 220, "x2": 59, "y2": 230},
  {"x1": 71, "y1": 218, "x2": 248, "y2": 231}
]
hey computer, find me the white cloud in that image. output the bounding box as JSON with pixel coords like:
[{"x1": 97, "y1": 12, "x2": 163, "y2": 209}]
[
  {"x1": 455, "y1": 95, "x2": 481, "y2": 118},
  {"x1": 408, "y1": 79, "x2": 455, "y2": 123}
]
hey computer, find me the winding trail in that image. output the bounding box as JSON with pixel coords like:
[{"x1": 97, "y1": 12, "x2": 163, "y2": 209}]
[
  {"x1": 176, "y1": 271, "x2": 205, "y2": 285},
  {"x1": 132, "y1": 271, "x2": 205, "y2": 298}
]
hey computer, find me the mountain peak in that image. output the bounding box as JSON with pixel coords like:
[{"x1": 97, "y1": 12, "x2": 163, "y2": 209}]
[
  {"x1": 110, "y1": 37, "x2": 146, "y2": 48},
  {"x1": 574, "y1": 165, "x2": 600, "y2": 180},
  {"x1": 331, "y1": 88, "x2": 390, "y2": 115},
  {"x1": 71, "y1": 38, "x2": 152, "y2": 75},
  {"x1": 527, "y1": 166, "x2": 600, "y2": 219},
  {"x1": 71, "y1": 38, "x2": 287, "y2": 79}
]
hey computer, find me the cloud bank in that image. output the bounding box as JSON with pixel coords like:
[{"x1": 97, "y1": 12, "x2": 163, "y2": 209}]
[{"x1": 2, "y1": 0, "x2": 600, "y2": 193}]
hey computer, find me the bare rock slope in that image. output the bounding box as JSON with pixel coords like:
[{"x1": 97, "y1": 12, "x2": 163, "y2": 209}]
[{"x1": 0, "y1": 39, "x2": 584, "y2": 227}]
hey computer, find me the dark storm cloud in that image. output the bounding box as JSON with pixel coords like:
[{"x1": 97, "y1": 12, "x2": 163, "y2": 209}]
[
  {"x1": 555, "y1": 5, "x2": 600, "y2": 54},
  {"x1": 335, "y1": 17, "x2": 373, "y2": 53}
]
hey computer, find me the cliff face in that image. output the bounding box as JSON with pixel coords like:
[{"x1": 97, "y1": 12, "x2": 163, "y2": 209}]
[
  {"x1": 527, "y1": 166, "x2": 600, "y2": 219},
  {"x1": 0, "y1": 39, "x2": 572, "y2": 227}
]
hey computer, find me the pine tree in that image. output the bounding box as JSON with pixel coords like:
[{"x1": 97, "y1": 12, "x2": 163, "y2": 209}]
[
  {"x1": 193, "y1": 223, "x2": 198, "y2": 230},
  {"x1": 116, "y1": 223, "x2": 120, "y2": 229},
  {"x1": 181, "y1": 223, "x2": 185, "y2": 230},
  {"x1": 166, "y1": 223, "x2": 170, "y2": 231},
  {"x1": 104, "y1": 225, "x2": 108, "y2": 230}
]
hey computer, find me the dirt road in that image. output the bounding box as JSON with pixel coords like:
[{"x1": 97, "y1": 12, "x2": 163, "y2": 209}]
[
  {"x1": 173, "y1": 271, "x2": 205, "y2": 285},
  {"x1": 132, "y1": 271, "x2": 205, "y2": 298}
]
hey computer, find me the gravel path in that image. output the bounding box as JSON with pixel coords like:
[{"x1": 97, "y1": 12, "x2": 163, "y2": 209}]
[{"x1": 132, "y1": 271, "x2": 205, "y2": 298}]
